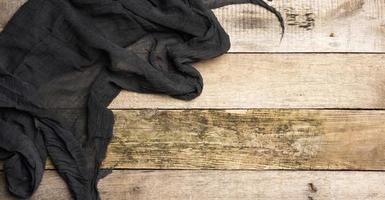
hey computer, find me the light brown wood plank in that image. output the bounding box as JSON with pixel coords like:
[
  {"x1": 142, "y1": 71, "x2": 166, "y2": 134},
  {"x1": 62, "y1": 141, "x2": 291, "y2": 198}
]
[
  {"x1": 213, "y1": 0, "x2": 385, "y2": 52},
  {"x1": 1, "y1": 0, "x2": 384, "y2": 52},
  {"x1": 2, "y1": 170, "x2": 385, "y2": 200},
  {"x1": 106, "y1": 109, "x2": 385, "y2": 170},
  {"x1": 110, "y1": 54, "x2": 385, "y2": 109},
  {"x1": 2, "y1": 109, "x2": 385, "y2": 170}
]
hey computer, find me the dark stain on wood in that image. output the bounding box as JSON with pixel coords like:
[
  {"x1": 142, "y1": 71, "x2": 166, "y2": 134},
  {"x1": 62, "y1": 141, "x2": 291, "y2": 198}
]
[
  {"x1": 308, "y1": 182, "x2": 318, "y2": 193},
  {"x1": 107, "y1": 109, "x2": 326, "y2": 169},
  {"x1": 285, "y1": 7, "x2": 315, "y2": 30},
  {"x1": 234, "y1": 15, "x2": 270, "y2": 30}
]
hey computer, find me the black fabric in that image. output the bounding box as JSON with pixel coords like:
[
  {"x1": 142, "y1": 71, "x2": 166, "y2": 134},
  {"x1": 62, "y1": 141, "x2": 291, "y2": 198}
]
[{"x1": 0, "y1": 0, "x2": 283, "y2": 199}]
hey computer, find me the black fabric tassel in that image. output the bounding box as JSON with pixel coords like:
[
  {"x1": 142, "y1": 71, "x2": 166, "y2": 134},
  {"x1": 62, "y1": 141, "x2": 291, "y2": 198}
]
[{"x1": 0, "y1": 0, "x2": 283, "y2": 199}]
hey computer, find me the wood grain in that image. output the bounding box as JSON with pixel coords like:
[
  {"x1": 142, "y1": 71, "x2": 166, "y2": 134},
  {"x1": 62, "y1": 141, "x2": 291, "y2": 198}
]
[
  {"x1": 213, "y1": 0, "x2": 385, "y2": 52},
  {"x1": 2, "y1": 170, "x2": 385, "y2": 200},
  {"x1": 1, "y1": 1, "x2": 385, "y2": 199},
  {"x1": 1, "y1": 0, "x2": 384, "y2": 52},
  {"x1": 102, "y1": 109, "x2": 385, "y2": 170},
  {"x1": 3, "y1": 109, "x2": 385, "y2": 170},
  {"x1": 110, "y1": 54, "x2": 385, "y2": 109}
]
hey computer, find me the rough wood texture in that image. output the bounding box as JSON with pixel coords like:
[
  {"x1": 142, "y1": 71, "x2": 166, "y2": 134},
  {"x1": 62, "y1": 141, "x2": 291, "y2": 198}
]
[
  {"x1": 3, "y1": 109, "x2": 385, "y2": 170},
  {"x1": 2, "y1": 170, "x2": 385, "y2": 200},
  {"x1": 103, "y1": 109, "x2": 385, "y2": 170},
  {"x1": 1, "y1": 1, "x2": 385, "y2": 199},
  {"x1": 110, "y1": 54, "x2": 385, "y2": 109},
  {"x1": 1, "y1": 0, "x2": 384, "y2": 52},
  {"x1": 213, "y1": 0, "x2": 385, "y2": 52}
]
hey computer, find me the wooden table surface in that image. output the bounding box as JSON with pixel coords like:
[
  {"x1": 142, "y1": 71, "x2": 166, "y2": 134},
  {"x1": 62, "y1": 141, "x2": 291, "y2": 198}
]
[{"x1": 1, "y1": 0, "x2": 385, "y2": 199}]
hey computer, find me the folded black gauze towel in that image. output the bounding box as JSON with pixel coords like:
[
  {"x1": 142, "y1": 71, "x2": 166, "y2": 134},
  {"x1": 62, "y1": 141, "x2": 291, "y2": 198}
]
[{"x1": 0, "y1": 0, "x2": 283, "y2": 199}]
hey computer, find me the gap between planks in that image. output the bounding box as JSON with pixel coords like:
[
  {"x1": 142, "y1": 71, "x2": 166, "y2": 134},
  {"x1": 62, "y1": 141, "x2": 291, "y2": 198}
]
[{"x1": 1, "y1": 170, "x2": 385, "y2": 200}]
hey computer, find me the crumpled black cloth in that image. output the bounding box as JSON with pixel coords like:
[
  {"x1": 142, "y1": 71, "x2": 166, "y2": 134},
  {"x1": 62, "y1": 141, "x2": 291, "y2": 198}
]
[{"x1": 0, "y1": 0, "x2": 283, "y2": 199}]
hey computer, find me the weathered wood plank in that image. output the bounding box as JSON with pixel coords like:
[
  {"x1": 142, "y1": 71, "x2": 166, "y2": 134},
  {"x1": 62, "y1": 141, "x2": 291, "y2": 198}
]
[
  {"x1": 1, "y1": 0, "x2": 384, "y2": 52},
  {"x1": 213, "y1": 0, "x2": 385, "y2": 52},
  {"x1": 3, "y1": 109, "x2": 385, "y2": 170},
  {"x1": 110, "y1": 54, "x2": 385, "y2": 109},
  {"x1": 2, "y1": 170, "x2": 385, "y2": 200},
  {"x1": 102, "y1": 109, "x2": 385, "y2": 170}
]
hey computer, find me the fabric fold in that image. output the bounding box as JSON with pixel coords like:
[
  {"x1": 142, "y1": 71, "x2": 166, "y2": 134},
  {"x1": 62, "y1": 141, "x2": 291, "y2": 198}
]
[{"x1": 0, "y1": 0, "x2": 283, "y2": 199}]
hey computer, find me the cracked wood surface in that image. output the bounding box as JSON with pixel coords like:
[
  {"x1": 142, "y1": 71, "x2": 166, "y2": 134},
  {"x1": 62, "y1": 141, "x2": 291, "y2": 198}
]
[{"x1": 1, "y1": 0, "x2": 385, "y2": 52}]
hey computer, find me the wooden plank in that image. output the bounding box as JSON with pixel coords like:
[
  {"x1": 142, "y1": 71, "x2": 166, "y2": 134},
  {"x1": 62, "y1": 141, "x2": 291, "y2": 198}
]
[
  {"x1": 103, "y1": 109, "x2": 385, "y2": 170},
  {"x1": 2, "y1": 170, "x2": 385, "y2": 199},
  {"x1": 1, "y1": 0, "x2": 384, "y2": 52},
  {"x1": 213, "y1": 0, "x2": 385, "y2": 52},
  {"x1": 2, "y1": 109, "x2": 385, "y2": 170},
  {"x1": 109, "y1": 54, "x2": 385, "y2": 109}
]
